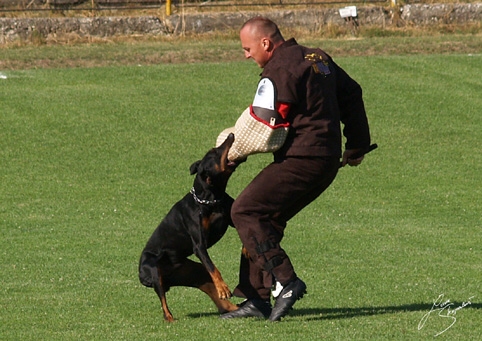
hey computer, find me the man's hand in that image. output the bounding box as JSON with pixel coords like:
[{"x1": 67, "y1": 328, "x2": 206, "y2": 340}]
[
  {"x1": 341, "y1": 149, "x2": 365, "y2": 167},
  {"x1": 340, "y1": 144, "x2": 377, "y2": 168}
]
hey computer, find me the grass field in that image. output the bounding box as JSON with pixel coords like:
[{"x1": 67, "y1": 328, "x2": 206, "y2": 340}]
[{"x1": 1, "y1": 38, "x2": 481, "y2": 340}]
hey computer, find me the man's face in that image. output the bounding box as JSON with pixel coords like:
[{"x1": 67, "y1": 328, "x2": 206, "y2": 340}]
[{"x1": 240, "y1": 27, "x2": 270, "y2": 68}]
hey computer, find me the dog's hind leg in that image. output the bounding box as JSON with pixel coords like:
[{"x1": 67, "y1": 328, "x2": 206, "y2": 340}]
[
  {"x1": 169, "y1": 259, "x2": 238, "y2": 313},
  {"x1": 151, "y1": 267, "x2": 174, "y2": 322}
]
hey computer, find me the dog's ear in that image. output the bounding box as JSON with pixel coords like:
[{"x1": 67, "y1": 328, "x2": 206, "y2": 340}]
[{"x1": 190, "y1": 160, "x2": 201, "y2": 175}]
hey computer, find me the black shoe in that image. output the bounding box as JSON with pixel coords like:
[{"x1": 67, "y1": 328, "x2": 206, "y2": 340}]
[
  {"x1": 220, "y1": 299, "x2": 272, "y2": 319},
  {"x1": 269, "y1": 278, "x2": 307, "y2": 321}
]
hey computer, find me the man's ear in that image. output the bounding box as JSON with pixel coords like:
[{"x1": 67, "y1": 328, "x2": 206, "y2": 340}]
[
  {"x1": 262, "y1": 38, "x2": 270, "y2": 51},
  {"x1": 189, "y1": 160, "x2": 201, "y2": 175},
  {"x1": 262, "y1": 38, "x2": 273, "y2": 52}
]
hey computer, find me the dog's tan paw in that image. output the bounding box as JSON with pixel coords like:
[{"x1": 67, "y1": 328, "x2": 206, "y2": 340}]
[
  {"x1": 164, "y1": 313, "x2": 175, "y2": 322},
  {"x1": 216, "y1": 284, "x2": 232, "y2": 300}
]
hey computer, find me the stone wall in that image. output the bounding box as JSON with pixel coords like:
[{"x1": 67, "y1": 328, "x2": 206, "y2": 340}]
[
  {"x1": 1, "y1": 3, "x2": 481, "y2": 43},
  {"x1": 0, "y1": 16, "x2": 169, "y2": 43},
  {"x1": 401, "y1": 3, "x2": 482, "y2": 25}
]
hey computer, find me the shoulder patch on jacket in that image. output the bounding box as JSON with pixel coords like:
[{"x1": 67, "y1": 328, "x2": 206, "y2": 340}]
[{"x1": 305, "y1": 53, "x2": 331, "y2": 76}]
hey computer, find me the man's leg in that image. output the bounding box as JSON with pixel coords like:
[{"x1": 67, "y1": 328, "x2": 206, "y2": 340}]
[
  {"x1": 222, "y1": 156, "x2": 339, "y2": 320},
  {"x1": 232, "y1": 251, "x2": 270, "y2": 300},
  {"x1": 268, "y1": 158, "x2": 339, "y2": 321}
]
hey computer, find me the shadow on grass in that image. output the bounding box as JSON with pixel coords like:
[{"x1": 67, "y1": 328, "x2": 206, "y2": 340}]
[
  {"x1": 292, "y1": 302, "x2": 482, "y2": 321},
  {"x1": 187, "y1": 302, "x2": 482, "y2": 320}
]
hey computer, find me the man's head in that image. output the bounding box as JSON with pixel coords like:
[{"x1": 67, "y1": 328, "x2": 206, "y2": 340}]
[{"x1": 239, "y1": 17, "x2": 285, "y2": 68}]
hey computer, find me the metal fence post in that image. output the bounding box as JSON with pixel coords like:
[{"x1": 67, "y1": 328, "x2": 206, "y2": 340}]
[{"x1": 166, "y1": 0, "x2": 171, "y2": 16}]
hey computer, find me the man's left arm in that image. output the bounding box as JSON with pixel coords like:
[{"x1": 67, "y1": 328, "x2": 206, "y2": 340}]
[{"x1": 332, "y1": 60, "x2": 371, "y2": 166}]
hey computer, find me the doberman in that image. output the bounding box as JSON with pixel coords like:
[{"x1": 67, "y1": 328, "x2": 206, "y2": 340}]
[{"x1": 138, "y1": 133, "x2": 239, "y2": 322}]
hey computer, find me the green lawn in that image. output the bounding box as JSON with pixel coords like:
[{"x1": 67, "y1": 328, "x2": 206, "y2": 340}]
[{"x1": 1, "y1": 52, "x2": 481, "y2": 340}]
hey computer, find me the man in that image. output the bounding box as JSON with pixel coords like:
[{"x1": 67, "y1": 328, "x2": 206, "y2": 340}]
[{"x1": 220, "y1": 17, "x2": 371, "y2": 321}]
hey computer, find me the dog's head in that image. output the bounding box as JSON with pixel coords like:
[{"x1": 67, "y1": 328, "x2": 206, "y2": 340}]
[{"x1": 189, "y1": 133, "x2": 238, "y2": 194}]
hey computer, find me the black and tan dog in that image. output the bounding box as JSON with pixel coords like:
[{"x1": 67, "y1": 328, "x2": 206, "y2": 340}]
[{"x1": 139, "y1": 133, "x2": 239, "y2": 322}]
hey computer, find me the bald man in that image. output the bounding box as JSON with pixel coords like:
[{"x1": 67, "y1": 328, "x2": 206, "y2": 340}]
[{"x1": 221, "y1": 17, "x2": 371, "y2": 321}]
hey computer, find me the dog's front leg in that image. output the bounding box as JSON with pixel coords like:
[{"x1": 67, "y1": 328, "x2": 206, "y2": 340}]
[
  {"x1": 205, "y1": 262, "x2": 232, "y2": 300},
  {"x1": 190, "y1": 220, "x2": 232, "y2": 300}
]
